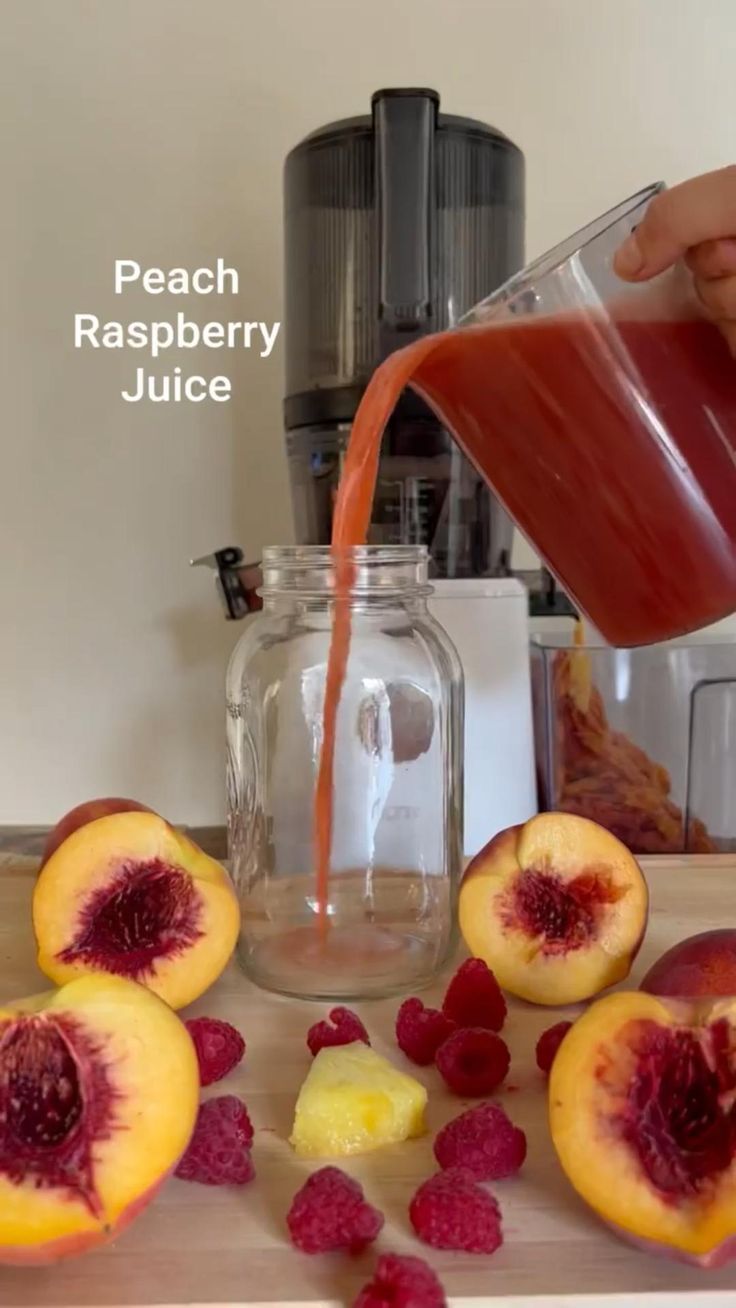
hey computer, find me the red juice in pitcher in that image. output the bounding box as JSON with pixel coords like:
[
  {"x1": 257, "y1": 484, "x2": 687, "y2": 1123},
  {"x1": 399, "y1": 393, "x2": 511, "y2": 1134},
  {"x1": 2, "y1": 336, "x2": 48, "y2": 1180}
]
[{"x1": 412, "y1": 313, "x2": 736, "y2": 646}]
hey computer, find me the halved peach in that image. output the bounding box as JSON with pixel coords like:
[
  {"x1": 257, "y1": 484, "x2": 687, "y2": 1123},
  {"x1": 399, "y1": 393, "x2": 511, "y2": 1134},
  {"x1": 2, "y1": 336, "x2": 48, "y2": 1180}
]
[
  {"x1": 40, "y1": 797, "x2": 154, "y2": 867},
  {"x1": 0, "y1": 973, "x2": 198, "y2": 1264},
  {"x1": 550, "y1": 989, "x2": 736, "y2": 1267},
  {"x1": 459, "y1": 813, "x2": 648, "y2": 1005},
  {"x1": 641, "y1": 930, "x2": 736, "y2": 998},
  {"x1": 33, "y1": 811, "x2": 240, "y2": 1010}
]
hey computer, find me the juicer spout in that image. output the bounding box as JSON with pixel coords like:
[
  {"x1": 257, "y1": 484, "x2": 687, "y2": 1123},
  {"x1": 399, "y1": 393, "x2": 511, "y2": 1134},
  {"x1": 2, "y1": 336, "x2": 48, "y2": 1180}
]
[{"x1": 190, "y1": 547, "x2": 263, "y2": 619}]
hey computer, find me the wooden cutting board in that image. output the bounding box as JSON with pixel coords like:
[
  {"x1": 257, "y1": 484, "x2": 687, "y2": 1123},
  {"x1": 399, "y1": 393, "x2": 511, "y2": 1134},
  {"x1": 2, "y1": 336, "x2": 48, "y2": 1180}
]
[{"x1": 2, "y1": 852, "x2": 736, "y2": 1307}]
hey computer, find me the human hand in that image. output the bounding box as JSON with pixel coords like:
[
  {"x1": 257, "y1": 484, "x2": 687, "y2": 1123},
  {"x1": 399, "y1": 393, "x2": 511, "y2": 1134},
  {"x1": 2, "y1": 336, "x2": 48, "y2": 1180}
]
[{"x1": 614, "y1": 167, "x2": 736, "y2": 354}]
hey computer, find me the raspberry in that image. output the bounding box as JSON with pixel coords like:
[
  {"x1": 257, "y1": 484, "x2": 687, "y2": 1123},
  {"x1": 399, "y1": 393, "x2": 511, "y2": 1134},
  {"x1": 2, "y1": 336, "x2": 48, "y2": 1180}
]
[
  {"x1": 434, "y1": 1102, "x2": 526, "y2": 1179},
  {"x1": 409, "y1": 1168, "x2": 503, "y2": 1254},
  {"x1": 536, "y1": 1021, "x2": 573, "y2": 1074},
  {"x1": 185, "y1": 1017, "x2": 246, "y2": 1086},
  {"x1": 435, "y1": 1028, "x2": 510, "y2": 1096},
  {"x1": 353, "y1": 1253, "x2": 446, "y2": 1307},
  {"x1": 306, "y1": 1007, "x2": 370, "y2": 1057},
  {"x1": 395, "y1": 998, "x2": 456, "y2": 1066},
  {"x1": 287, "y1": 1166, "x2": 384, "y2": 1254},
  {"x1": 442, "y1": 958, "x2": 507, "y2": 1032},
  {"x1": 175, "y1": 1095, "x2": 254, "y2": 1185}
]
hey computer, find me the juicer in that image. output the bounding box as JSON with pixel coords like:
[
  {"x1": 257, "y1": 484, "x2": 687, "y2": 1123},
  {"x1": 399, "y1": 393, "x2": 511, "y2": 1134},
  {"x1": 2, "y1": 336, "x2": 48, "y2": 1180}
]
[{"x1": 195, "y1": 86, "x2": 573, "y2": 615}]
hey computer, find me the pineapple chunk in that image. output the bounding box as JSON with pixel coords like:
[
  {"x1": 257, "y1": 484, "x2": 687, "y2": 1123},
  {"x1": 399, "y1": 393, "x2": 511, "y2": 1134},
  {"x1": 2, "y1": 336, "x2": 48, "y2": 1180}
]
[{"x1": 290, "y1": 1041, "x2": 427, "y2": 1158}]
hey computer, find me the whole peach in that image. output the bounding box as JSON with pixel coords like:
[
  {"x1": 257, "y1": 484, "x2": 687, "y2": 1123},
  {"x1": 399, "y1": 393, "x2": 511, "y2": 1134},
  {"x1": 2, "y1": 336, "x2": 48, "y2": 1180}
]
[
  {"x1": 640, "y1": 929, "x2": 736, "y2": 998},
  {"x1": 40, "y1": 798, "x2": 153, "y2": 866}
]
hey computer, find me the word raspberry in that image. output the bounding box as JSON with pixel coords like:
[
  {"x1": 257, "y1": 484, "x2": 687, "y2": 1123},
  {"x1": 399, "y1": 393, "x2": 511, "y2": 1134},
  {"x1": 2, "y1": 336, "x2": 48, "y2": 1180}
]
[
  {"x1": 435, "y1": 1028, "x2": 510, "y2": 1096},
  {"x1": 353, "y1": 1253, "x2": 446, "y2": 1307},
  {"x1": 395, "y1": 997, "x2": 456, "y2": 1066},
  {"x1": 434, "y1": 1102, "x2": 526, "y2": 1179},
  {"x1": 185, "y1": 1017, "x2": 246, "y2": 1086},
  {"x1": 287, "y1": 1166, "x2": 384, "y2": 1254},
  {"x1": 535, "y1": 1021, "x2": 573, "y2": 1074},
  {"x1": 175, "y1": 1095, "x2": 254, "y2": 1185},
  {"x1": 442, "y1": 958, "x2": 507, "y2": 1031},
  {"x1": 307, "y1": 1007, "x2": 370, "y2": 1057},
  {"x1": 409, "y1": 1168, "x2": 503, "y2": 1254}
]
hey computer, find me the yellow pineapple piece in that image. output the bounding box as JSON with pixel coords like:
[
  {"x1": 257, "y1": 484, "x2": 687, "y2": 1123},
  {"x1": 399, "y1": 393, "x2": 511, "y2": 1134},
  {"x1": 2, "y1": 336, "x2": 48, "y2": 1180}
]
[{"x1": 290, "y1": 1041, "x2": 427, "y2": 1158}]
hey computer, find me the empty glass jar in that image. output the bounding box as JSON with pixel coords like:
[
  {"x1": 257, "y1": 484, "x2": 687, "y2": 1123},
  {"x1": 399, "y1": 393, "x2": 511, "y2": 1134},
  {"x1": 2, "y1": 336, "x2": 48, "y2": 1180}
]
[{"x1": 226, "y1": 544, "x2": 463, "y2": 999}]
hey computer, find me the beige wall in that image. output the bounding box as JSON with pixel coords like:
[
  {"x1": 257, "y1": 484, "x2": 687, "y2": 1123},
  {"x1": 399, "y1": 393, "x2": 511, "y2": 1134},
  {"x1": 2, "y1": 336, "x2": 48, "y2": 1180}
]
[{"x1": 3, "y1": 0, "x2": 734, "y2": 824}]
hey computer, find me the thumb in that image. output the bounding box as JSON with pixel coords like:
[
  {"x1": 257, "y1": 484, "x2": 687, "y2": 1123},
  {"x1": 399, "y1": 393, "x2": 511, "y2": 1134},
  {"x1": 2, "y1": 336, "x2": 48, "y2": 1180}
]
[{"x1": 614, "y1": 167, "x2": 736, "y2": 281}]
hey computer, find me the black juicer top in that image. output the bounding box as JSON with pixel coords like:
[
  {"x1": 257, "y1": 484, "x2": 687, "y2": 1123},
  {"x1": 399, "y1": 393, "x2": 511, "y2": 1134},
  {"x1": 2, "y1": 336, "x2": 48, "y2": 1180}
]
[{"x1": 283, "y1": 88, "x2": 525, "y2": 430}]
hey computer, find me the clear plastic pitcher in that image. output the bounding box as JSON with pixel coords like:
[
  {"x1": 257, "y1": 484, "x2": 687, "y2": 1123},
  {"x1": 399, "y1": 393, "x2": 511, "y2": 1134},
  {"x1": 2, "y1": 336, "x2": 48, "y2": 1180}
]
[{"x1": 409, "y1": 184, "x2": 736, "y2": 646}]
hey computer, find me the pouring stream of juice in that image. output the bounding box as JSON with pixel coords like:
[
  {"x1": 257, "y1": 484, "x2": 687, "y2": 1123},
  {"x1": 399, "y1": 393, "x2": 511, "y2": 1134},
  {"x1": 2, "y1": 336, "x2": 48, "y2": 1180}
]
[{"x1": 314, "y1": 334, "x2": 445, "y2": 923}]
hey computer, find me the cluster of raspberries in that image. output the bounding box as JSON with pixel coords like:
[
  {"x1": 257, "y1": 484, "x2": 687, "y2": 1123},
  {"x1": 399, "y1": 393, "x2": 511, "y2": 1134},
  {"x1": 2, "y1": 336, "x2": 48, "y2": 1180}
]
[
  {"x1": 305, "y1": 960, "x2": 514, "y2": 1097},
  {"x1": 173, "y1": 961, "x2": 572, "y2": 1306},
  {"x1": 395, "y1": 958, "x2": 510, "y2": 1095}
]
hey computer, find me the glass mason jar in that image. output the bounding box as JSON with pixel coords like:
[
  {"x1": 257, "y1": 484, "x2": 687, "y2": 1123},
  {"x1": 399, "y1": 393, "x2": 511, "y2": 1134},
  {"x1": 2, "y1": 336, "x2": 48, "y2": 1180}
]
[{"x1": 226, "y1": 544, "x2": 463, "y2": 1000}]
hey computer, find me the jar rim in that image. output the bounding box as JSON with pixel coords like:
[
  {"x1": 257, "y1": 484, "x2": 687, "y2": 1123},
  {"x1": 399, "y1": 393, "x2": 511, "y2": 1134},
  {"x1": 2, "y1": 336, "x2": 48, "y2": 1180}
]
[
  {"x1": 260, "y1": 544, "x2": 431, "y2": 597},
  {"x1": 262, "y1": 544, "x2": 429, "y2": 567}
]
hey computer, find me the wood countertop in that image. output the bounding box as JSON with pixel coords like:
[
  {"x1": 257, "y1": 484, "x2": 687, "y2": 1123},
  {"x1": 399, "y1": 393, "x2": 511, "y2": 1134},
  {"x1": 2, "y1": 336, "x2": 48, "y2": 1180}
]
[
  {"x1": 1, "y1": 853, "x2": 736, "y2": 1307},
  {"x1": 0, "y1": 826, "x2": 228, "y2": 861}
]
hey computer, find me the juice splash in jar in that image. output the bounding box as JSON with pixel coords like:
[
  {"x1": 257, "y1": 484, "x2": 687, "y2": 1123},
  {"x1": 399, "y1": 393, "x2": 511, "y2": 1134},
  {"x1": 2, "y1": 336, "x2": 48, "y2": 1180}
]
[{"x1": 318, "y1": 309, "x2": 736, "y2": 923}]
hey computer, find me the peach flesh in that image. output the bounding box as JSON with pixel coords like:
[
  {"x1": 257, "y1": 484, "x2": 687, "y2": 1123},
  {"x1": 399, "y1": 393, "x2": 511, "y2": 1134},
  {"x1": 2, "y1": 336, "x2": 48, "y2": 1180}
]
[
  {"x1": 460, "y1": 815, "x2": 648, "y2": 1006},
  {"x1": 641, "y1": 930, "x2": 736, "y2": 998},
  {"x1": 41, "y1": 797, "x2": 153, "y2": 867},
  {"x1": 58, "y1": 857, "x2": 203, "y2": 981},
  {"x1": 34, "y1": 812, "x2": 240, "y2": 1010},
  {"x1": 0, "y1": 1177, "x2": 166, "y2": 1267},
  {"x1": 550, "y1": 992, "x2": 736, "y2": 1266},
  {"x1": 0, "y1": 973, "x2": 199, "y2": 1264}
]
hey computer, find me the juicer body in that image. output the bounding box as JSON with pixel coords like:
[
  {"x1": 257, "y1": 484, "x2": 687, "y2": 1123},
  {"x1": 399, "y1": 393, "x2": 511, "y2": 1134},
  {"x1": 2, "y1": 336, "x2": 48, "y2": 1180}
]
[{"x1": 283, "y1": 87, "x2": 525, "y2": 578}]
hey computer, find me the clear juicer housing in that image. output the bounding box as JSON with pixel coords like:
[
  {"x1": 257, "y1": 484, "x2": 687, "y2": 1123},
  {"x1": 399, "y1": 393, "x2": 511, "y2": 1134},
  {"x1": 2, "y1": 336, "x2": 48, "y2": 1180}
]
[{"x1": 531, "y1": 632, "x2": 736, "y2": 855}]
